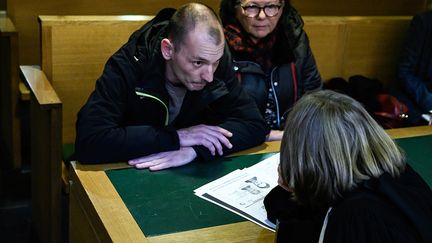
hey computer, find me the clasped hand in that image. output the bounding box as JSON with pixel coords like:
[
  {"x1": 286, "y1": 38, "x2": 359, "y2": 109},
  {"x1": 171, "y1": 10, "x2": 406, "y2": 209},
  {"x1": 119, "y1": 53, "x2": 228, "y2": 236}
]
[
  {"x1": 177, "y1": 124, "x2": 233, "y2": 156},
  {"x1": 128, "y1": 125, "x2": 233, "y2": 171}
]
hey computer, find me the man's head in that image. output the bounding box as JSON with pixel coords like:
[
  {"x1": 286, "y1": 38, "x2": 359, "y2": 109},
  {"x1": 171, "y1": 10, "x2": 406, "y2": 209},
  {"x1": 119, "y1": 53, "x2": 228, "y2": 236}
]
[{"x1": 161, "y1": 3, "x2": 225, "y2": 91}]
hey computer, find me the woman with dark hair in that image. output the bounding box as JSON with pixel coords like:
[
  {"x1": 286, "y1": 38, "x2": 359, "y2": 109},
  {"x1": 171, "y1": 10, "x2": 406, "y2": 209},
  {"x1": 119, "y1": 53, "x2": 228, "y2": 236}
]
[
  {"x1": 219, "y1": 0, "x2": 322, "y2": 141},
  {"x1": 265, "y1": 90, "x2": 432, "y2": 243}
]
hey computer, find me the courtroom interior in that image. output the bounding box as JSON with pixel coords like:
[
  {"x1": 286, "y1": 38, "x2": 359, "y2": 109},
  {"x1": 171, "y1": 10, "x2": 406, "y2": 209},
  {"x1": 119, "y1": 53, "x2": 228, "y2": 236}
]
[{"x1": 1, "y1": 0, "x2": 432, "y2": 242}]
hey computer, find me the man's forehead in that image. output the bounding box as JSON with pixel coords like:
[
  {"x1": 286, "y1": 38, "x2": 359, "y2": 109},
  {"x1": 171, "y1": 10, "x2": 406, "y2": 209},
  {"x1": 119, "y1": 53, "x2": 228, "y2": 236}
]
[
  {"x1": 188, "y1": 43, "x2": 225, "y2": 62},
  {"x1": 181, "y1": 27, "x2": 224, "y2": 58}
]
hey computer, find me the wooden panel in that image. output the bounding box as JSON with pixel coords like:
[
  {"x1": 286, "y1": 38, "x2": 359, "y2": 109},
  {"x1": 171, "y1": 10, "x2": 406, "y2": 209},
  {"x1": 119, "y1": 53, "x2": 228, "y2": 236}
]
[
  {"x1": 342, "y1": 16, "x2": 411, "y2": 83},
  {"x1": 39, "y1": 16, "x2": 152, "y2": 144},
  {"x1": 0, "y1": 12, "x2": 21, "y2": 168},
  {"x1": 30, "y1": 94, "x2": 62, "y2": 243},
  {"x1": 303, "y1": 16, "x2": 412, "y2": 84},
  {"x1": 304, "y1": 17, "x2": 347, "y2": 81},
  {"x1": 291, "y1": 0, "x2": 427, "y2": 15},
  {"x1": 69, "y1": 162, "x2": 146, "y2": 243},
  {"x1": 69, "y1": 184, "x2": 100, "y2": 243},
  {"x1": 148, "y1": 222, "x2": 274, "y2": 242}
]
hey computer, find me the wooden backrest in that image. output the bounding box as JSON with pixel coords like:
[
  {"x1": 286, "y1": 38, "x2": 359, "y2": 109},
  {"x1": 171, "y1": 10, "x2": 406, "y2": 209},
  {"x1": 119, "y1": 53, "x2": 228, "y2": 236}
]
[
  {"x1": 39, "y1": 15, "x2": 153, "y2": 144},
  {"x1": 303, "y1": 16, "x2": 411, "y2": 83}
]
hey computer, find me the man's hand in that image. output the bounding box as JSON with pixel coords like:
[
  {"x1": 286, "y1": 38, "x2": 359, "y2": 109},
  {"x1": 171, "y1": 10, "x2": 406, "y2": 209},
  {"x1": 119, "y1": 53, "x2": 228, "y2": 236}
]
[
  {"x1": 177, "y1": 125, "x2": 233, "y2": 156},
  {"x1": 128, "y1": 147, "x2": 197, "y2": 171}
]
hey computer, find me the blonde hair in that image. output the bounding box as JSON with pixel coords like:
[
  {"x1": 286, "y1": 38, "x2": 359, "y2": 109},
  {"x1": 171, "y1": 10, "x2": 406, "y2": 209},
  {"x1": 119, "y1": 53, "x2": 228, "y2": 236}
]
[{"x1": 280, "y1": 90, "x2": 406, "y2": 207}]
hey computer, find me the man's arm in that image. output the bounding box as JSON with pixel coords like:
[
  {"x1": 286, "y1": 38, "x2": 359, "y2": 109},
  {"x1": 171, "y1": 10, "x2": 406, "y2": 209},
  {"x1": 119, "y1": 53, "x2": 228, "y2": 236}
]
[
  {"x1": 74, "y1": 44, "x2": 182, "y2": 163},
  {"x1": 74, "y1": 79, "x2": 180, "y2": 163},
  {"x1": 75, "y1": 48, "x2": 236, "y2": 164},
  {"x1": 192, "y1": 47, "x2": 268, "y2": 162}
]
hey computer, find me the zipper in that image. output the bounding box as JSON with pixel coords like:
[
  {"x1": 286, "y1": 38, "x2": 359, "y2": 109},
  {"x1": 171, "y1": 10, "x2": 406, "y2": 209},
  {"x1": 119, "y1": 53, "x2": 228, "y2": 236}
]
[
  {"x1": 135, "y1": 91, "x2": 169, "y2": 126},
  {"x1": 269, "y1": 66, "x2": 281, "y2": 128}
]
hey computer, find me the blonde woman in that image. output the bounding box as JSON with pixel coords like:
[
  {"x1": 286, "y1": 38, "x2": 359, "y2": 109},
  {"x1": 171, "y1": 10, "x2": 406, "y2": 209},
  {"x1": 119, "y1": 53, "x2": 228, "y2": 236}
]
[{"x1": 265, "y1": 90, "x2": 432, "y2": 243}]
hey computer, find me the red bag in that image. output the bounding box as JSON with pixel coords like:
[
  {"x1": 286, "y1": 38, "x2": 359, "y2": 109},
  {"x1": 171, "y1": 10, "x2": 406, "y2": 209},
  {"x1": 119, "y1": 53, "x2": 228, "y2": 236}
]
[{"x1": 373, "y1": 94, "x2": 409, "y2": 129}]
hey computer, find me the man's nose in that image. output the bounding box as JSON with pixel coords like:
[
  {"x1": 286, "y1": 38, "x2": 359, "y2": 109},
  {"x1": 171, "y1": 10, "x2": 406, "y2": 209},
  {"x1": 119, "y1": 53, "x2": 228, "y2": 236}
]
[{"x1": 201, "y1": 65, "x2": 214, "y2": 82}]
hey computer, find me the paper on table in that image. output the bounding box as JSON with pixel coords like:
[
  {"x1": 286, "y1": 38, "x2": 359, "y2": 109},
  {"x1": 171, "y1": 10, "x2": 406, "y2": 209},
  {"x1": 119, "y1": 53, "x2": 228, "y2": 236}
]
[{"x1": 194, "y1": 153, "x2": 280, "y2": 231}]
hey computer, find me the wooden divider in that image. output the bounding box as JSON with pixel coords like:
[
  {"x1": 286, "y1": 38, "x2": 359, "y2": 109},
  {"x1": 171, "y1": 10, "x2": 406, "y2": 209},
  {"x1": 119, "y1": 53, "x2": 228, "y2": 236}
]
[{"x1": 304, "y1": 16, "x2": 411, "y2": 85}]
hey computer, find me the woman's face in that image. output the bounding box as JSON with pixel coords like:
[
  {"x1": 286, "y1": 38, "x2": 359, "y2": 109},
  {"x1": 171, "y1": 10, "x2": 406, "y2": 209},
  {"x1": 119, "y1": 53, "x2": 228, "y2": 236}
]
[{"x1": 235, "y1": 0, "x2": 284, "y2": 44}]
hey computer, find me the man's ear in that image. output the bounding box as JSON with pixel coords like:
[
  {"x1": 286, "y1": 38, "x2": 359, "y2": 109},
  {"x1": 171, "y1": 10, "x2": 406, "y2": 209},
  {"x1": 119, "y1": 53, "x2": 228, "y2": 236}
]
[{"x1": 161, "y1": 38, "x2": 173, "y2": 60}]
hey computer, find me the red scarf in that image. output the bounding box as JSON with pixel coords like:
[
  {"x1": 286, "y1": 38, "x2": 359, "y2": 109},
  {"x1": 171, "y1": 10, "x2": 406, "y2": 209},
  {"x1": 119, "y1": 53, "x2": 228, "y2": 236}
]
[{"x1": 224, "y1": 24, "x2": 277, "y2": 72}]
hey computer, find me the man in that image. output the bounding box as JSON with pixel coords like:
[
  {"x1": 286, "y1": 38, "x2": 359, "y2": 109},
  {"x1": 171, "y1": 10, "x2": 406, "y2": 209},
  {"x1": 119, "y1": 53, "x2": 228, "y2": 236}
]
[
  {"x1": 392, "y1": 10, "x2": 432, "y2": 126},
  {"x1": 74, "y1": 3, "x2": 268, "y2": 170}
]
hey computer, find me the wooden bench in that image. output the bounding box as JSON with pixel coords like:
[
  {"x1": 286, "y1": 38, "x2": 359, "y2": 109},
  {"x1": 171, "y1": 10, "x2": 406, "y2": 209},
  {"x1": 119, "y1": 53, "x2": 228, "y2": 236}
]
[
  {"x1": 19, "y1": 15, "x2": 153, "y2": 243},
  {"x1": 304, "y1": 16, "x2": 411, "y2": 85},
  {"x1": 19, "y1": 15, "x2": 412, "y2": 243}
]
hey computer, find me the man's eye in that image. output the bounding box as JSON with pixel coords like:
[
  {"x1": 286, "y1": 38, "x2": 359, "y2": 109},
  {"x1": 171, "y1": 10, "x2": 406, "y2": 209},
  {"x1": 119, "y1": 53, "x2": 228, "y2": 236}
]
[{"x1": 193, "y1": 61, "x2": 203, "y2": 67}]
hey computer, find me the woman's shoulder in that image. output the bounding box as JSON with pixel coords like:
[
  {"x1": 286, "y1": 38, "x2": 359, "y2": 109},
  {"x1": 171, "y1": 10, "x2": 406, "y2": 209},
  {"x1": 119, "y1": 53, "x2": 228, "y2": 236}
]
[
  {"x1": 326, "y1": 190, "x2": 419, "y2": 243},
  {"x1": 326, "y1": 169, "x2": 432, "y2": 243}
]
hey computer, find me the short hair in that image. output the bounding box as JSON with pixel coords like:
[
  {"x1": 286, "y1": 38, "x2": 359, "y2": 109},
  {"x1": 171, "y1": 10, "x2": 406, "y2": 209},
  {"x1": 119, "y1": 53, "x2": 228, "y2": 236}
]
[
  {"x1": 166, "y1": 3, "x2": 223, "y2": 51},
  {"x1": 219, "y1": 0, "x2": 290, "y2": 26},
  {"x1": 280, "y1": 90, "x2": 406, "y2": 208}
]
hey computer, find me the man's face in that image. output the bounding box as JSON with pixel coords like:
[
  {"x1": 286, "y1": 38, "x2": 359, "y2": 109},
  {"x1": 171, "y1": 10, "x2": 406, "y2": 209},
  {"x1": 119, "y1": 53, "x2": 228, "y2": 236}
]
[{"x1": 164, "y1": 25, "x2": 225, "y2": 91}]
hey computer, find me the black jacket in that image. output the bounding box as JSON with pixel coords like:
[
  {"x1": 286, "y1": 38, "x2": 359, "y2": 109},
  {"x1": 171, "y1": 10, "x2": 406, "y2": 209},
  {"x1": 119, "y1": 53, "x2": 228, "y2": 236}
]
[
  {"x1": 74, "y1": 8, "x2": 268, "y2": 163},
  {"x1": 264, "y1": 165, "x2": 432, "y2": 243},
  {"x1": 229, "y1": 7, "x2": 322, "y2": 129},
  {"x1": 392, "y1": 11, "x2": 432, "y2": 125}
]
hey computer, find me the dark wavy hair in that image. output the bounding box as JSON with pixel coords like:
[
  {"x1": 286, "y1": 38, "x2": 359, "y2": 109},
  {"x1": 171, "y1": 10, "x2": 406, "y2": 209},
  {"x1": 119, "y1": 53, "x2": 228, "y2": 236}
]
[{"x1": 219, "y1": 0, "x2": 291, "y2": 26}]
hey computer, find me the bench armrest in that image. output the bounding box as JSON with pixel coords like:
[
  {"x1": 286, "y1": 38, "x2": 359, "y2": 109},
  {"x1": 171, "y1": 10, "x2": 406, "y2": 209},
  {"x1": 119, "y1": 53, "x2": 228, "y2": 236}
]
[
  {"x1": 19, "y1": 65, "x2": 61, "y2": 109},
  {"x1": 20, "y1": 65, "x2": 63, "y2": 243}
]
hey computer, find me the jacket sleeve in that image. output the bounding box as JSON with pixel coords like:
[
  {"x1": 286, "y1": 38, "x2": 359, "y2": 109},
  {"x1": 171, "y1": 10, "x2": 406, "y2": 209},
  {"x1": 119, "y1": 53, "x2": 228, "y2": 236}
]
[
  {"x1": 192, "y1": 45, "x2": 268, "y2": 162},
  {"x1": 263, "y1": 186, "x2": 325, "y2": 243},
  {"x1": 74, "y1": 44, "x2": 180, "y2": 164},
  {"x1": 397, "y1": 13, "x2": 432, "y2": 112}
]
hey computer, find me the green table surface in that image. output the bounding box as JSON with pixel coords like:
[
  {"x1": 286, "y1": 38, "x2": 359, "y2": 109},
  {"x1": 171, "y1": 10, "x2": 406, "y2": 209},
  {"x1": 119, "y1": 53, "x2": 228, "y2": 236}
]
[{"x1": 106, "y1": 135, "x2": 432, "y2": 237}]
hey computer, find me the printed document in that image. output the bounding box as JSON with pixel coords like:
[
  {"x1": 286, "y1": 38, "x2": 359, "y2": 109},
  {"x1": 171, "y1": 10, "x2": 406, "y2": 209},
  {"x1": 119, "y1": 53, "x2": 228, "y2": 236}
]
[{"x1": 194, "y1": 153, "x2": 280, "y2": 231}]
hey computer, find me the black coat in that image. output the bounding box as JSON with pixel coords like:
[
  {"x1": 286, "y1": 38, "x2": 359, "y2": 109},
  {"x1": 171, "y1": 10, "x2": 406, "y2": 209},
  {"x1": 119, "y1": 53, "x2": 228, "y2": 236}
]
[
  {"x1": 74, "y1": 8, "x2": 268, "y2": 163},
  {"x1": 229, "y1": 7, "x2": 322, "y2": 130},
  {"x1": 264, "y1": 165, "x2": 432, "y2": 243},
  {"x1": 392, "y1": 11, "x2": 432, "y2": 125}
]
